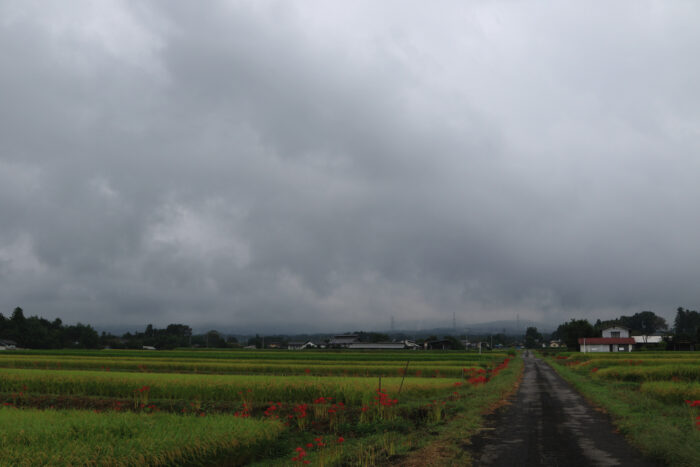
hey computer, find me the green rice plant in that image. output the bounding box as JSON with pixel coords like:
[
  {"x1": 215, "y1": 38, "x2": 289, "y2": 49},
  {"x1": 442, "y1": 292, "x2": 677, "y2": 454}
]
[
  {"x1": 0, "y1": 407, "x2": 283, "y2": 466},
  {"x1": 0, "y1": 354, "x2": 491, "y2": 378},
  {"x1": 6, "y1": 348, "x2": 511, "y2": 363},
  {"x1": 595, "y1": 365, "x2": 700, "y2": 382},
  {"x1": 0, "y1": 368, "x2": 461, "y2": 406},
  {"x1": 640, "y1": 381, "x2": 700, "y2": 404}
]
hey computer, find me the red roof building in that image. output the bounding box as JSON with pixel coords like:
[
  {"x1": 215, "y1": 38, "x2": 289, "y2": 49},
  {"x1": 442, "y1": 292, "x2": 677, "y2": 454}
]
[
  {"x1": 577, "y1": 338, "x2": 635, "y2": 345},
  {"x1": 578, "y1": 327, "x2": 635, "y2": 352}
]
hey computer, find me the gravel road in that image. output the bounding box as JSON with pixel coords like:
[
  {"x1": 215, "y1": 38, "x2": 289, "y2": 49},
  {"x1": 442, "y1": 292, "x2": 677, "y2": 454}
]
[{"x1": 468, "y1": 352, "x2": 660, "y2": 466}]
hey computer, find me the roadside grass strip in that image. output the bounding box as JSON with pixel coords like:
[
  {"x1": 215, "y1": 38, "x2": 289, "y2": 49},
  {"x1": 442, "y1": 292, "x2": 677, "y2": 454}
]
[{"x1": 0, "y1": 407, "x2": 283, "y2": 466}]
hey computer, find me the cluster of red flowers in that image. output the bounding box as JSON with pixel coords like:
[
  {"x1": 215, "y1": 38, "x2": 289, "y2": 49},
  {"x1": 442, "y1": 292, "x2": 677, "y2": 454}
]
[
  {"x1": 264, "y1": 401, "x2": 283, "y2": 418},
  {"x1": 685, "y1": 400, "x2": 700, "y2": 429},
  {"x1": 233, "y1": 402, "x2": 251, "y2": 418},
  {"x1": 556, "y1": 356, "x2": 569, "y2": 360},
  {"x1": 135, "y1": 385, "x2": 150, "y2": 393},
  {"x1": 463, "y1": 367, "x2": 488, "y2": 385},
  {"x1": 468, "y1": 375, "x2": 487, "y2": 385},
  {"x1": 291, "y1": 446, "x2": 309, "y2": 463},
  {"x1": 591, "y1": 367, "x2": 599, "y2": 373},
  {"x1": 374, "y1": 389, "x2": 398, "y2": 407},
  {"x1": 328, "y1": 400, "x2": 345, "y2": 415},
  {"x1": 294, "y1": 403, "x2": 309, "y2": 418},
  {"x1": 489, "y1": 358, "x2": 511, "y2": 377},
  {"x1": 291, "y1": 436, "x2": 345, "y2": 463}
]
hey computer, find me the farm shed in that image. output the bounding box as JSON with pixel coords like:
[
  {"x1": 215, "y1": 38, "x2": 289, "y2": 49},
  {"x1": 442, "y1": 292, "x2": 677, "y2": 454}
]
[
  {"x1": 348, "y1": 341, "x2": 417, "y2": 350},
  {"x1": 328, "y1": 334, "x2": 360, "y2": 348}
]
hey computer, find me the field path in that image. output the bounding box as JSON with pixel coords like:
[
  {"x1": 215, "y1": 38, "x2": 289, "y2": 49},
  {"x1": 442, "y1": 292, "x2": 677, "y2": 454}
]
[{"x1": 468, "y1": 352, "x2": 659, "y2": 466}]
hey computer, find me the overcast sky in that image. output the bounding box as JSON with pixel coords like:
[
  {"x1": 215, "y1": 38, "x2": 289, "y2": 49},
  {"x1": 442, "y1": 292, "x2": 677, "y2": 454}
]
[{"x1": 1, "y1": 1, "x2": 699, "y2": 333}]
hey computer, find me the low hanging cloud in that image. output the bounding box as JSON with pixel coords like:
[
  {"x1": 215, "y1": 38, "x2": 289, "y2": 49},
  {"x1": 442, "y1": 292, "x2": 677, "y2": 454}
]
[{"x1": 1, "y1": 1, "x2": 699, "y2": 332}]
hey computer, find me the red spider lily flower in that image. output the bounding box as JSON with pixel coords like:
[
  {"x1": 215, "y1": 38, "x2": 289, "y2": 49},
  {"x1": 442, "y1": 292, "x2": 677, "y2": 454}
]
[
  {"x1": 686, "y1": 400, "x2": 700, "y2": 407},
  {"x1": 337, "y1": 436, "x2": 345, "y2": 443},
  {"x1": 304, "y1": 368, "x2": 311, "y2": 374},
  {"x1": 306, "y1": 443, "x2": 314, "y2": 448}
]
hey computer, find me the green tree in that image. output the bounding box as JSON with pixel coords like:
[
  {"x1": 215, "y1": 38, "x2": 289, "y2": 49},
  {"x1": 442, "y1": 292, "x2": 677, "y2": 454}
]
[
  {"x1": 11, "y1": 307, "x2": 25, "y2": 322},
  {"x1": 554, "y1": 319, "x2": 595, "y2": 349},
  {"x1": 524, "y1": 326, "x2": 542, "y2": 349},
  {"x1": 674, "y1": 307, "x2": 700, "y2": 341},
  {"x1": 619, "y1": 311, "x2": 668, "y2": 335}
]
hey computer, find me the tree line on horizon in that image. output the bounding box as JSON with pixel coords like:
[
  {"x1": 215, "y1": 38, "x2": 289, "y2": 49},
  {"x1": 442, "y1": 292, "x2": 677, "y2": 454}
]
[{"x1": 3, "y1": 306, "x2": 700, "y2": 351}]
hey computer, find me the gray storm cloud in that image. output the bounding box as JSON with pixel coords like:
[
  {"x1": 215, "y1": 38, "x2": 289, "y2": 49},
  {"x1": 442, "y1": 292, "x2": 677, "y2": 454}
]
[{"x1": 1, "y1": 0, "x2": 699, "y2": 332}]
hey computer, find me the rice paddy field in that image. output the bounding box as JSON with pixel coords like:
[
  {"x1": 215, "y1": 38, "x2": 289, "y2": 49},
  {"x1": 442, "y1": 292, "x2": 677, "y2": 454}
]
[
  {"x1": 0, "y1": 349, "x2": 522, "y2": 466},
  {"x1": 546, "y1": 351, "x2": 700, "y2": 466}
]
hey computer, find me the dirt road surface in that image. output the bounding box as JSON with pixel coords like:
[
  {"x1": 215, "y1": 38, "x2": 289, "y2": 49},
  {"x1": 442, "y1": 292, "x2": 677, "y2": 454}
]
[{"x1": 468, "y1": 352, "x2": 659, "y2": 466}]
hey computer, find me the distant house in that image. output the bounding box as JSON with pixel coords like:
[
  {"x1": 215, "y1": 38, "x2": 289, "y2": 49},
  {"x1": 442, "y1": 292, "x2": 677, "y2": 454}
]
[
  {"x1": 142, "y1": 345, "x2": 156, "y2": 350},
  {"x1": 578, "y1": 327, "x2": 634, "y2": 352},
  {"x1": 328, "y1": 334, "x2": 360, "y2": 348},
  {"x1": 549, "y1": 340, "x2": 563, "y2": 348},
  {"x1": 0, "y1": 339, "x2": 17, "y2": 350},
  {"x1": 288, "y1": 341, "x2": 317, "y2": 350}
]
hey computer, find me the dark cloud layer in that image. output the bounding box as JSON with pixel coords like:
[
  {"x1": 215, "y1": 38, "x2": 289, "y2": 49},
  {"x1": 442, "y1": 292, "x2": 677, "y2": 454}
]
[{"x1": 1, "y1": 1, "x2": 699, "y2": 332}]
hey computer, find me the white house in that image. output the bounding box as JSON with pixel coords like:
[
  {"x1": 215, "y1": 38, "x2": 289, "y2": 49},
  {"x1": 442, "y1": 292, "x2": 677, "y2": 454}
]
[{"x1": 579, "y1": 327, "x2": 635, "y2": 352}]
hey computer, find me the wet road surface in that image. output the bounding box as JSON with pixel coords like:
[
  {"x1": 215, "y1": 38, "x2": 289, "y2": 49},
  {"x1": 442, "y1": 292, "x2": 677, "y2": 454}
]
[{"x1": 469, "y1": 352, "x2": 659, "y2": 467}]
